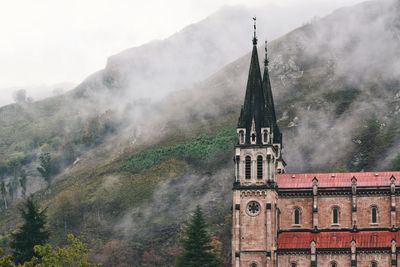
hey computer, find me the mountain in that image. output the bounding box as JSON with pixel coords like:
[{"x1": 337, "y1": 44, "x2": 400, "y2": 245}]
[{"x1": 1, "y1": 0, "x2": 400, "y2": 266}]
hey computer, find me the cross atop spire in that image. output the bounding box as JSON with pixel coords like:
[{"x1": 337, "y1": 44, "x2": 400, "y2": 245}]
[{"x1": 252, "y1": 17, "x2": 257, "y2": 45}]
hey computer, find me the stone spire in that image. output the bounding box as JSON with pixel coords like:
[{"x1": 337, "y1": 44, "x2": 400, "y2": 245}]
[
  {"x1": 237, "y1": 19, "x2": 268, "y2": 145},
  {"x1": 262, "y1": 40, "x2": 282, "y2": 145},
  {"x1": 237, "y1": 21, "x2": 282, "y2": 146}
]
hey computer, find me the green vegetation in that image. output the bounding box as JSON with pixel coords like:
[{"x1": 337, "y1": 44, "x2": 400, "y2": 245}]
[
  {"x1": 177, "y1": 206, "x2": 220, "y2": 267},
  {"x1": 391, "y1": 154, "x2": 400, "y2": 171},
  {"x1": 121, "y1": 127, "x2": 236, "y2": 173},
  {"x1": 323, "y1": 88, "x2": 360, "y2": 117},
  {"x1": 0, "y1": 235, "x2": 98, "y2": 267},
  {"x1": 349, "y1": 117, "x2": 398, "y2": 171},
  {"x1": 11, "y1": 199, "x2": 49, "y2": 264},
  {"x1": 1, "y1": 2, "x2": 400, "y2": 265},
  {"x1": 36, "y1": 153, "x2": 52, "y2": 185},
  {"x1": 25, "y1": 234, "x2": 99, "y2": 267}
]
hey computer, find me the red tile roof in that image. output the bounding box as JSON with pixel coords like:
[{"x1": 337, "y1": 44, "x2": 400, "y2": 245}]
[
  {"x1": 277, "y1": 171, "x2": 400, "y2": 188},
  {"x1": 278, "y1": 231, "x2": 397, "y2": 249}
]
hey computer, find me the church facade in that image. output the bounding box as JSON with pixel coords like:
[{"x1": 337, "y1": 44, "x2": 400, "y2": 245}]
[{"x1": 231, "y1": 24, "x2": 400, "y2": 267}]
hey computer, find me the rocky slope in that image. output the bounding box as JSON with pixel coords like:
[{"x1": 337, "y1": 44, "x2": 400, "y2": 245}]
[{"x1": 1, "y1": 0, "x2": 400, "y2": 266}]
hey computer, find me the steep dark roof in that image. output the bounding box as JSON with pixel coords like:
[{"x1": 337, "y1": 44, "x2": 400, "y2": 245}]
[
  {"x1": 237, "y1": 39, "x2": 282, "y2": 145},
  {"x1": 262, "y1": 42, "x2": 282, "y2": 145},
  {"x1": 237, "y1": 41, "x2": 268, "y2": 144}
]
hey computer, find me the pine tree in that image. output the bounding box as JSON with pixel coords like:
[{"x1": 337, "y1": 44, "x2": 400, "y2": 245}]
[
  {"x1": 177, "y1": 206, "x2": 220, "y2": 267},
  {"x1": 10, "y1": 198, "x2": 50, "y2": 264}
]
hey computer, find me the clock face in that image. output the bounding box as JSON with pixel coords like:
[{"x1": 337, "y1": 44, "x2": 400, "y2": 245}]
[{"x1": 246, "y1": 201, "x2": 261, "y2": 216}]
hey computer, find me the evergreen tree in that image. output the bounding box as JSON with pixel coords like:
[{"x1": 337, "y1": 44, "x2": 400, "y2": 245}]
[
  {"x1": 10, "y1": 198, "x2": 49, "y2": 264},
  {"x1": 37, "y1": 152, "x2": 52, "y2": 185},
  {"x1": 0, "y1": 181, "x2": 7, "y2": 210},
  {"x1": 177, "y1": 206, "x2": 220, "y2": 267}
]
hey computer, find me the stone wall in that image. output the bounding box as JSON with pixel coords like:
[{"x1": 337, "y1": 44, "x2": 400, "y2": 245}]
[{"x1": 278, "y1": 194, "x2": 395, "y2": 230}]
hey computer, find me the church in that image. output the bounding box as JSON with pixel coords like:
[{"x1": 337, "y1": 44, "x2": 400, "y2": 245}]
[{"x1": 231, "y1": 22, "x2": 400, "y2": 267}]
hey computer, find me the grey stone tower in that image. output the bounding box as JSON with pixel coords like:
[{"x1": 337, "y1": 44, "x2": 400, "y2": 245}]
[{"x1": 231, "y1": 19, "x2": 285, "y2": 267}]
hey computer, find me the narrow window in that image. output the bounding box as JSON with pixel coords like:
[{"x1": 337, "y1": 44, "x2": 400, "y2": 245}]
[
  {"x1": 371, "y1": 206, "x2": 378, "y2": 224},
  {"x1": 330, "y1": 262, "x2": 337, "y2": 267},
  {"x1": 294, "y1": 208, "x2": 301, "y2": 225},
  {"x1": 277, "y1": 208, "x2": 281, "y2": 231},
  {"x1": 251, "y1": 133, "x2": 256, "y2": 142},
  {"x1": 263, "y1": 130, "x2": 268, "y2": 143},
  {"x1": 332, "y1": 207, "x2": 339, "y2": 224},
  {"x1": 257, "y1": 156, "x2": 263, "y2": 179},
  {"x1": 290, "y1": 263, "x2": 297, "y2": 267},
  {"x1": 371, "y1": 261, "x2": 377, "y2": 267},
  {"x1": 245, "y1": 156, "x2": 251, "y2": 179},
  {"x1": 239, "y1": 130, "x2": 244, "y2": 144}
]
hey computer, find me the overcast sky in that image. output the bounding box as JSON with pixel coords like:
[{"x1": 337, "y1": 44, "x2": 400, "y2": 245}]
[{"x1": 0, "y1": 0, "x2": 365, "y2": 105}]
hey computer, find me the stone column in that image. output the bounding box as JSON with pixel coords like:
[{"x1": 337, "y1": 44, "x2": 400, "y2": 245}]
[
  {"x1": 310, "y1": 240, "x2": 317, "y2": 267},
  {"x1": 266, "y1": 155, "x2": 271, "y2": 182},
  {"x1": 235, "y1": 156, "x2": 240, "y2": 182},
  {"x1": 391, "y1": 239, "x2": 397, "y2": 267},
  {"x1": 232, "y1": 191, "x2": 241, "y2": 267},
  {"x1": 252, "y1": 158, "x2": 256, "y2": 180},
  {"x1": 312, "y1": 177, "x2": 318, "y2": 228},
  {"x1": 266, "y1": 203, "x2": 272, "y2": 251},
  {"x1": 351, "y1": 176, "x2": 357, "y2": 228},
  {"x1": 351, "y1": 239, "x2": 357, "y2": 267},
  {"x1": 390, "y1": 176, "x2": 396, "y2": 227}
]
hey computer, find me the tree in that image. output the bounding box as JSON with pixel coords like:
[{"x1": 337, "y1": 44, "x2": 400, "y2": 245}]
[
  {"x1": 176, "y1": 206, "x2": 220, "y2": 267},
  {"x1": 0, "y1": 182, "x2": 7, "y2": 210},
  {"x1": 10, "y1": 198, "x2": 49, "y2": 264},
  {"x1": 0, "y1": 248, "x2": 13, "y2": 267},
  {"x1": 6, "y1": 184, "x2": 13, "y2": 203},
  {"x1": 12, "y1": 90, "x2": 27, "y2": 104},
  {"x1": 36, "y1": 153, "x2": 52, "y2": 185},
  {"x1": 19, "y1": 170, "x2": 27, "y2": 198},
  {"x1": 23, "y1": 234, "x2": 99, "y2": 267}
]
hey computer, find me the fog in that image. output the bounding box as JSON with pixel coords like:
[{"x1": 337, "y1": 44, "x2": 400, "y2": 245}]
[
  {"x1": 0, "y1": 0, "x2": 365, "y2": 107},
  {"x1": 1, "y1": 0, "x2": 398, "y2": 201},
  {"x1": 1, "y1": 1, "x2": 400, "y2": 263}
]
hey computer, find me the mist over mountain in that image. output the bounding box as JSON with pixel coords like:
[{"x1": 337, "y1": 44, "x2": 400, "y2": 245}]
[{"x1": 1, "y1": 0, "x2": 400, "y2": 266}]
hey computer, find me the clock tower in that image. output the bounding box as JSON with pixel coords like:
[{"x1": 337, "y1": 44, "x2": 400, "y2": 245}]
[{"x1": 231, "y1": 19, "x2": 285, "y2": 267}]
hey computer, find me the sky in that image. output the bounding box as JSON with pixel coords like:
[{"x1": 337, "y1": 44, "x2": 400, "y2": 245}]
[{"x1": 0, "y1": 0, "x2": 365, "y2": 105}]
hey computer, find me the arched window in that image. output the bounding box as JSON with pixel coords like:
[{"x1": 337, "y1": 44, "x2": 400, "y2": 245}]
[
  {"x1": 239, "y1": 130, "x2": 244, "y2": 144},
  {"x1": 250, "y1": 263, "x2": 257, "y2": 267},
  {"x1": 371, "y1": 261, "x2": 377, "y2": 267},
  {"x1": 251, "y1": 133, "x2": 256, "y2": 143},
  {"x1": 371, "y1": 206, "x2": 378, "y2": 224},
  {"x1": 293, "y1": 208, "x2": 301, "y2": 225},
  {"x1": 263, "y1": 130, "x2": 268, "y2": 143},
  {"x1": 332, "y1": 207, "x2": 339, "y2": 224},
  {"x1": 245, "y1": 156, "x2": 251, "y2": 179},
  {"x1": 330, "y1": 261, "x2": 337, "y2": 267},
  {"x1": 290, "y1": 263, "x2": 297, "y2": 267},
  {"x1": 257, "y1": 156, "x2": 263, "y2": 179}
]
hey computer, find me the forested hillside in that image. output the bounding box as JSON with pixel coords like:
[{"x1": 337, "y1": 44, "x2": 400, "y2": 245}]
[{"x1": 1, "y1": 0, "x2": 400, "y2": 266}]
